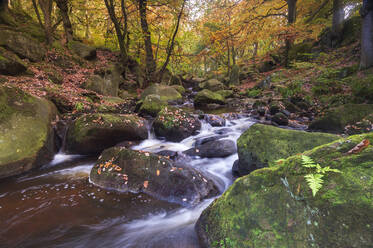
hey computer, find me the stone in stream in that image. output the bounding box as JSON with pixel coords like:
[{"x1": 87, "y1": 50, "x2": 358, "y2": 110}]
[
  {"x1": 156, "y1": 150, "x2": 178, "y2": 160},
  {"x1": 66, "y1": 113, "x2": 148, "y2": 155},
  {"x1": 271, "y1": 112, "x2": 289, "y2": 126},
  {"x1": 90, "y1": 147, "x2": 219, "y2": 206},
  {"x1": 153, "y1": 107, "x2": 201, "y2": 142},
  {"x1": 194, "y1": 89, "x2": 226, "y2": 108},
  {"x1": 139, "y1": 94, "x2": 167, "y2": 117},
  {"x1": 204, "y1": 114, "x2": 226, "y2": 127},
  {"x1": 234, "y1": 124, "x2": 340, "y2": 176},
  {"x1": 196, "y1": 132, "x2": 373, "y2": 248},
  {"x1": 141, "y1": 83, "x2": 182, "y2": 103},
  {"x1": 198, "y1": 79, "x2": 225, "y2": 91},
  {"x1": 184, "y1": 139, "x2": 236, "y2": 158},
  {"x1": 0, "y1": 86, "x2": 58, "y2": 178}
]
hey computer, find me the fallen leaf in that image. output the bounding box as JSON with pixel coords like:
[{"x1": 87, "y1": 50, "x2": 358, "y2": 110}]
[
  {"x1": 143, "y1": 181, "x2": 149, "y2": 188},
  {"x1": 156, "y1": 170, "x2": 160, "y2": 176},
  {"x1": 347, "y1": 139, "x2": 370, "y2": 154}
]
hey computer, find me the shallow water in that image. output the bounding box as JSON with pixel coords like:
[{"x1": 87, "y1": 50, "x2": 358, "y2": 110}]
[{"x1": 0, "y1": 117, "x2": 254, "y2": 248}]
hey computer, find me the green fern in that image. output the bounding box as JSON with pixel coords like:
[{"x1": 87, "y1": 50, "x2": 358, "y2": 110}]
[{"x1": 301, "y1": 155, "x2": 341, "y2": 197}]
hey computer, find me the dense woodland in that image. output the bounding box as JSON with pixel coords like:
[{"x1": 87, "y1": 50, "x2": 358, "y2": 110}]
[{"x1": 0, "y1": 0, "x2": 373, "y2": 247}]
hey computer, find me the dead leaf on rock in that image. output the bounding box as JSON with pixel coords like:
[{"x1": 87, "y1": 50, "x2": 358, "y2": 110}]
[{"x1": 347, "y1": 139, "x2": 370, "y2": 155}]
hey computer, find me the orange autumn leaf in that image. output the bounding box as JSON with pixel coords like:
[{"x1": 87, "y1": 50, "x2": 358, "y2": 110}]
[
  {"x1": 347, "y1": 139, "x2": 370, "y2": 155},
  {"x1": 143, "y1": 181, "x2": 149, "y2": 189},
  {"x1": 156, "y1": 170, "x2": 160, "y2": 176},
  {"x1": 97, "y1": 168, "x2": 101, "y2": 175}
]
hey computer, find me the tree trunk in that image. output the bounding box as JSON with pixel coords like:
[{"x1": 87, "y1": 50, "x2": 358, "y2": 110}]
[
  {"x1": 104, "y1": 0, "x2": 127, "y2": 63},
  {"x1": 285, "y1": 0, "x2": 297, "y2": 67},
  {"x1": 331, "y1": 0, "x2": 344, "y2": 46},
  {"x1": 0, "y1": 0, "x2": 8, "y2": 12},
  {"x1": 39, "y1": 0, "x2": 53, "y2": 44},
  {"x1": 139, "y1": 0, "x2": 156, "y2": 86},
  {"x1": 360, "y1": 0, "x2": 373, "y2": 69},
  {"x1": 54, "y1": 0, "x2": 73, "y2": 43}
]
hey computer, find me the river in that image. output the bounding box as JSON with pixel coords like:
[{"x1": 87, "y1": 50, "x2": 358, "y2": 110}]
[{"x1": 0, "y1": 117, "x2": 255, "y2": 248}]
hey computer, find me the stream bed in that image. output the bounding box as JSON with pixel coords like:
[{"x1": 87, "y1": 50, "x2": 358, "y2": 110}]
[{"x1": 0, "y1": 117, "x2": 254, "y2": 248}]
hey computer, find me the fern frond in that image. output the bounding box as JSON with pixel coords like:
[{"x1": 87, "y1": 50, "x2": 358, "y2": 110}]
[
  {"x1": 304, "y1": 174, "x2": 324, "y2": 197},
  {"x1": 319, "y1": 166, "x2": 342, "y2": 174},
  {"x1": 301, "y1": 155, "x2": 317, "y2": 168}
]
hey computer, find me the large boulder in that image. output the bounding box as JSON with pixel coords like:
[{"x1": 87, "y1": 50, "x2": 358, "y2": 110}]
[
  {"x1": 141, "y1": 84, "x2": 182, "y2": 103},
  {"x1": 309, "y1": 104, "x2": 373, "y2": 133},
  {"x1": 139, "y1": 94, "x2": 167, "y2": 117},
  {"x1": 199, "y1": 79, "x2": 225, "y2": 91},
  {"x1": 66, "y1": 114, "x2": 148, "y2": 155},
  {"x1": 90, "y1": 147, "x2": 219, "y2": 206},
  {"x1": 0, "y1": 86, "x2": 57, "y2": 178},
  {"x1": 153, "y1": 107, "x2": 201, "y2": 142},
  {"x1": 68, "y1": 40, "x2": 97, "y2": 60},
  {"x1": 0, "y1": 30, "x2": 46, "y2": 62},
  {"x1": 196, "y1": 132, "x2": 373, "y2": 248},
  {"x1": 194, "y1": 89, "x2": 226, "y2": 108},
  {"x1": 235, "y1": 124, "x2": 339, "y2": 176},
  {"x1": 0, "y1": 49, "x2": 27, "y2": 76}
]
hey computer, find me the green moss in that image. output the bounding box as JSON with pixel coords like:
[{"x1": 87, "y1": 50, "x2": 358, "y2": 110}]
[
  {"x1": 198, "y1": 132, "x2": 373, "y2": 248},
  {"x1": 237, "y1": 124, "x2": 339, "y2": 169},
  {"x1": 194, "y1": 89, "x2": 226, "y2": 107},
  {"x1": 139, "y1": 94, "x2": 167, "y2": 117},
  {"x1": 141, "y1": 84, "x2": 182, "y2": 102}
]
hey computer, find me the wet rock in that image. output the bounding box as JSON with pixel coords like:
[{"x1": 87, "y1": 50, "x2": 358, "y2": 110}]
[
  {"x1": 156, "y1": 150, "x2": 178, "y2": 160},
  {"x1": 66, "y1": 114, "x2": 148, "y2": 155},
  {"x1": 0, "y1": 86, "x2": 58, "y2": 179},
  {"x1": 235, "y1": 124, "x2": 339, "y2": 176},
  {"x1": 204, "y1": 114, "x2": 226, "y2": 127},
  {"x1": 272, "y1": 112, "x2": 289, "y2": 126},
  {"x1": 153, "y1": 107, "x2": 201, "y2": 142},
  {"x1": 214, "y1": 128, "x2": 233, "y2": 135},
  {"x1": 197, "y1": 133, "x2": 373, "y2": 248},
  {"x1": 0, "y1": 48, "x2": 27, "y2": 76},
  {"x1": 90, "y1": 147, "x2": 219, "y2": 206},
  {"x1": 194, "y1": 89, "x2": 226, "y2": 108},
  {"x1": 184, "y1": 140, "x2": 236, "y2": 158},
  {"x1": 194, "y1": 135, "x2": 229, "y2": 147}
]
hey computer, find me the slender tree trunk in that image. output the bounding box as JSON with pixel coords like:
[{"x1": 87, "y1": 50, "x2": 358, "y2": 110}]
[
  {"x1": 252, "y1": 42, "x2": 258, "y2": 67},
  {"x1": 39, "y1": 0, "x2": 53, "y2": 44},
  {"x1": 360, "y1": 0, "x2": 373, "y2": 69},
  {"x1": 54, "y1": 0, "x2": 73, "y2": 43},
  {"x1": 331, "y1": 0, "x2": 344, "y2": 46},
  {"x1": 227, "y1": 40, "x2": 231, "y2": 74},
  {"x1": 139, "y1": 0, "x2": 156, "y2": 85},
  {"x1": 0, "y1": 0, "x2": 8, "y2": 12},
  {"x1": 285, "y1": 0, "x2": 297, "y2": 67},
  {"x1": 232, "y1": 45, "x2": 236, "y2": 65},
  {"x1": 104, "y1": 0, "x2": 128, "y2": 62},
  {"x1": 158, "y1": 0, "x2": 185, "y2": 82}
]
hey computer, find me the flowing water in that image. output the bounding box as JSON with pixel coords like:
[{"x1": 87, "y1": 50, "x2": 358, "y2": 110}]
[{"x1": 0, "y1": 117, "x2": 255, "y2": 248}]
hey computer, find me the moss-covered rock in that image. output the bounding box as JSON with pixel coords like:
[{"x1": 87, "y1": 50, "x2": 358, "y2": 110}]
[
  {"x1": 309, "y1": 104, "x2": 373, "y2": 133},
  {"x1": 139, "y1": 94, "x2": 167, "y2": 117},
  {"x1": 0, "y1": 86, "x2": 57, "y2": 178},
  {"x1": 235, "y1": 124, "x2": 339, "y2": 176},
  {"x1": 66, "y1": 113, "x2": 148, "y2": 155},
  {"x1": 171, "y1": 85, "x2": 186, "y2": 95},
  {"x1": 153, "y1": 107, "x2": 201, "y2": 142},
  {"x1": 90, "y1": 147, "x2": 219, "y2": 206},
  {"x1": 197, "y1": 132, "x2": 373, "y2": 248},
  {"x1": 194, "y1": 89, "x2": 226, "y2": 108},
  {"x1": 0, "y1": 30, "x2": 46, "y2": 62},
  {"x1": 199, "y1": 79, "x2": 225, "y2": 91},
  {"x1": 68, "y1": 40, "x2": 97, "y2": 60},
  {"x1": 141, "y1": 84, "x2": 182, "y2": 103},
  {"x1": 0, "y1": 48, "x2": 27, "y2": 75},
  {"x1": 216, "y1": 90, "x2": 233, "y2": 98}
]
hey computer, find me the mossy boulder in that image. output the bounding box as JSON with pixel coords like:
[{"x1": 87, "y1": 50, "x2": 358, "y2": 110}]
[
  {"x1": 0, "y1": 86, "x2": 57, "y2": 178},
  {"x1": 199, "y1": 79, "x2": 225, "y2": 91},
  {"x1": 309, "y1": 104, "x2": 373, "y2": 133},
  {"x1": 235, "y1": 124, "x2": 339, "y2": 176},
  {"x1": 139, "y1": 94, "x2": 167, "y2": 117},
  {"x1": 0, "y1": 48, "x2": 27, "y2": 75},
  {"x1": 141, "y1": 84, "x2": 182, "y2": 103},
  {"x1": 194, "y1": 89, "x2": 226, "y2": 108},
  {"x1": 0, "y1": 30, "x2": 46, "y2": 62},
  {"x1": 153, "y1": 107, "x2": 201, "y2": 142},
  {"x1": 171, "y1": 85, "x2": 186, "y2": 95},
  {"x1": 216, "y1": 90, "x2": 233, "y2": 98},
  {"x1": 90, "y1": 147, "x2": 219, "y2": 206},
  {"x1": 196, "y1": 132, "x2": 373, "y2": 248},
  {"x1": 66, "y1": 114, "x2": 148, "y2": 155},
  {"x1": 68, "y1": 40, "x2": 97, "y2": 60}
]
